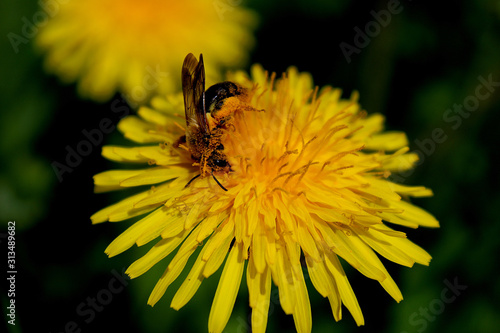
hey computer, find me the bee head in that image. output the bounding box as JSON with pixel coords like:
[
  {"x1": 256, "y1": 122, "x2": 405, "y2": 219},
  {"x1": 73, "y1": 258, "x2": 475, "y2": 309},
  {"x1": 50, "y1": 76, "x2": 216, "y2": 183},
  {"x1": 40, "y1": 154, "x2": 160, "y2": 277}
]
[
  {"x1": 211, "y1": 157, "x2": 229, "y2": 168},
  {"x1": 204, "y1": 81, "x2": 241, "y2": 114}
]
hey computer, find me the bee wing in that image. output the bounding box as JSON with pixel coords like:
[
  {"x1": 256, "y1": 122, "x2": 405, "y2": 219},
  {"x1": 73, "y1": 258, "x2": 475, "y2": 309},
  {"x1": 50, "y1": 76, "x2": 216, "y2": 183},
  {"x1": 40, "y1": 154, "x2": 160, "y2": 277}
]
[{"x1": 182, "y1": 53, "x2": 209, "y2": 134}]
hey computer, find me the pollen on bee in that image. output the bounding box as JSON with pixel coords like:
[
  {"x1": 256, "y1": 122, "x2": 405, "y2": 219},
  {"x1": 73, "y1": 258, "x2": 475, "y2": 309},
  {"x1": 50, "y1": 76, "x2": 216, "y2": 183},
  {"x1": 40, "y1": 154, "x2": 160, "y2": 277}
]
[{"x1": 217, "y1": 97, "x2": 241, "y2": 118}]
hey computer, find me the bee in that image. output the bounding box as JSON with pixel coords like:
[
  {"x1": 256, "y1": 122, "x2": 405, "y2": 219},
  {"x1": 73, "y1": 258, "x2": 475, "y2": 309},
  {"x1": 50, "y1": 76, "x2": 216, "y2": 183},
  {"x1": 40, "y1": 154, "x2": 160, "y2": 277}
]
[{"x1": 176, "y1": 53, "x2": 255, "y2": 190}]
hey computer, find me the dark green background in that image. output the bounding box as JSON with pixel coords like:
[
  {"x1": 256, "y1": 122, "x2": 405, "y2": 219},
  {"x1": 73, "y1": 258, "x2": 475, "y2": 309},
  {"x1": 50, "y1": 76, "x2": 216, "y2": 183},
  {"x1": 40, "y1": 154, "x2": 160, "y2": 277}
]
[{"x1": 1, "y1": 0, "x2": 499, "y2": 332}]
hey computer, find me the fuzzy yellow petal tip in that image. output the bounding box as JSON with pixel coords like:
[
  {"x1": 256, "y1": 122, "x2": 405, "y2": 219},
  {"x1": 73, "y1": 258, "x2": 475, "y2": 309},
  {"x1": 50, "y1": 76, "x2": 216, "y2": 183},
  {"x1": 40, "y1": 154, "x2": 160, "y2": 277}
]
[{"x1": 36, "y1": 0, "x2": 258, "y2": 103}]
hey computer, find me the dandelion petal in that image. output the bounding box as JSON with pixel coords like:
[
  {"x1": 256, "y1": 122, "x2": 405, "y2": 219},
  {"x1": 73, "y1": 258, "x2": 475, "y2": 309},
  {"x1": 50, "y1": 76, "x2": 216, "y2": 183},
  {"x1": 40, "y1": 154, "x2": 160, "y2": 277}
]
[{"x1": 208, "y1": 242, "x2": 245, "y2": 333}]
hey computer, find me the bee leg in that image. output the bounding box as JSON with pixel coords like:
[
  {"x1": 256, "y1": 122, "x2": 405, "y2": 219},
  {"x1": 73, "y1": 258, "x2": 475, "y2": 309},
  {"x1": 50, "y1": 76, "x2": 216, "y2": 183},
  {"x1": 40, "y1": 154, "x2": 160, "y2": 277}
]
[
  {"x1": 212, "y1": 173, "x2": 228, "y2": 191},
  {"x1": 241, "y1": 102, "x2": 264, "y2": 113},
  {"x1": 173, "y1": 135, "x2": 186, "y2": 148},
  {"x1": 200, "y1": 154, "x2": 210, "y2": 177},
  {"x1": 184, "y1": 174, "x2": 201, "y2": 188}
]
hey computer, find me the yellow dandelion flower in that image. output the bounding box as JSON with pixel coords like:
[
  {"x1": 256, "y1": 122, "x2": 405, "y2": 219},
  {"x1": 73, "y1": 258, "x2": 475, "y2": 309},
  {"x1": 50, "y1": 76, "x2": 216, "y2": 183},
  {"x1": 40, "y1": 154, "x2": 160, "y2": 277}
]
[
  {"x1": 36, "y1": 0, "x2": 256, "y2": 104},
  {"x1": 92, "y1": 59, "x2": 439, "y2": 333}
]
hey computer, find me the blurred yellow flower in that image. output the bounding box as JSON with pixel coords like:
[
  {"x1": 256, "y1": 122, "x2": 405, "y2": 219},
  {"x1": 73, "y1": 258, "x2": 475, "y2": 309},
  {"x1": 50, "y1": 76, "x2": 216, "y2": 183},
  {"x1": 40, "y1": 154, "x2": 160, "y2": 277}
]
[
  {"x1": 36, "y1": 0, "x2": 257, "y2": 104},
  {"x1": 92, "y1": 64, "x2": 439, "y2": 333}
]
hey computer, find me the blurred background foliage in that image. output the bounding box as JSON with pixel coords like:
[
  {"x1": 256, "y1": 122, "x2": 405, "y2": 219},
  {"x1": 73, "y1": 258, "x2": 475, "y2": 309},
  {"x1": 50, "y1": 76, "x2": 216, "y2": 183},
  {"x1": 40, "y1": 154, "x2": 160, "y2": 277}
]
[{"x1": 1, "y1": 0, "x2": 499, "y2": 332}]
